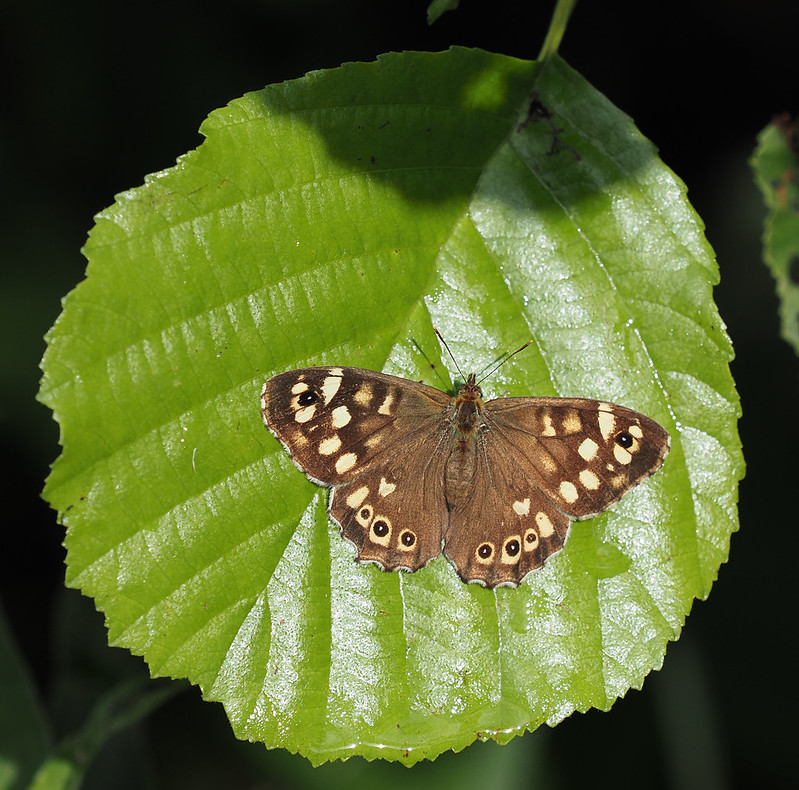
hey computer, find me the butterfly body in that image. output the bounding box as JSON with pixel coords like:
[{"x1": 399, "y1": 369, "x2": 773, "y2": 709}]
[
  {"x1": 262, "y1": 366, "x2": 670, "y2": 588},
  {"x1": 443, "y1": 373, "x2": 485, "y2": 508}
]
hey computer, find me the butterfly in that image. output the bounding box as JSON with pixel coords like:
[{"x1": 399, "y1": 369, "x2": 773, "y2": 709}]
[{"x1": 261, "y1": 364, "x2": 669, "y2": 587}]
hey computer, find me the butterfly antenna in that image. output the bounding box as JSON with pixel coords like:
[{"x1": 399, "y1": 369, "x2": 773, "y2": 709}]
[
  {"x1": 476, "y1": 340, "x2": 534, "y2": 385},
  {"x1": 411, "y1": 334, "x2": 450, "y2": 389},
  {"x1": 434, "y1": 327, "x2": 465, "y2": 382}
]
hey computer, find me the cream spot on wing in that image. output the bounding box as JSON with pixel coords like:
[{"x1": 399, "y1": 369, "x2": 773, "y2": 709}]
[
  {"x1": 541, "y1": 413, "x2": 556, "y2": 436},
  {"x1": 327, "y1": 367, "x2": 344, "y2": 377},
  {"x1": 346, "y1": 486, "x2": 370, "y2": 509},
  {"x1": 513, "y1": 498, "x2": 531, "y2": 516},
  {"x1": 331, "y1": 405, "x2": 351, "y2": 428},
  {"x1": 579, "y1": 469, "x2": 600, "y2": 490},
  {"x1": 364, "y1": 434, "x2": 383, "y2": 449},
  {"x1": 535, "y1": 511, "x2": 555, "y2": 537},
  {"x1": 598, "y1": 405, "x2": 615, "y2": 441},
  {"x1": 501, "y1": 537, "x2": 522, "y2": 564},
  {"x1": 562, "y1": 410, "x2": 582, "y2": 434},
  {"x1": 378, "y1": 391, "x2": 395, "y2": 415},
  {"x1": 559, "y1": 481, "x2": 579, "y2": 503},
  {"x1": 578, "y1": 437, "x2": 599, "y2": 462},
  {"x1": 321, "y1": 375, "x2": 342, "y2": 405},
  {"x1": 291, "y1": 381, "x2": 309, "y2": 394},
  {"x1": 378, "y1": 477, "x2": 396, "y2": 497},
  {"x1": 628, "y1": 424, "x2": 643, "y2": 439},
  {"x1": 524, "y1": 527, "x2": 539, "y2": 550},
  {"x1": 335, "y1": 452, "x2": 358, "y2": 474},
  {"x1": 353, "y1": 384, "x2": 373, "y2": 407},
  {"x1": 370, "y1": 517, "x2": 392, "y2": 546},
  {"x1": 613, "y1": 444, "x2": 633, "y2": 465},
  {"x1": 295, "y1": 404, "x2": 316, "y2": 423},
  {"x1": 611, "y1": 474, "x2": 627, "y2": 489},
  {"x1": 318, "y1": 435, "x2": 341, "y2": 455},
  {"x1": 355, "y1": 503, "x2": 373, "y2": 527}
]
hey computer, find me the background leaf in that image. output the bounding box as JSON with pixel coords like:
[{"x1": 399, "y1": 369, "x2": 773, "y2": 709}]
[
  {"x1": 751, "y1": 116, "x2": 799, "y2": 354},
  {"x1": 0, "y1": 604, "x2": 50, "y2": 790},
  {"x1": 427, "y1": 0, "x2": 461, "y2": 25},
  {"x1": 39, "y1": 49, "x2": 742, "y2": 764}
]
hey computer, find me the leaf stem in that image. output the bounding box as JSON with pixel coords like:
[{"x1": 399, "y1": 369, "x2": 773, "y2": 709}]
[{"x1": 538, "y1": 0, "x2": 578, "y2": 61}]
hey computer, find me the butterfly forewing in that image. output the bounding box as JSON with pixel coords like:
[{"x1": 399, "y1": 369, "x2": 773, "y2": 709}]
[
  {"x1": 484, "y1": 397, "x2": 671, "y2": 518},
  {"x1": 262, "y1": 366, "x2": 449, "y2": 485}
]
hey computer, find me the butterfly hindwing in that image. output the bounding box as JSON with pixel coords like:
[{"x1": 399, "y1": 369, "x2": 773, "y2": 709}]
[
  {"x1": 443, "y1": 443, "x2": 571, "y2": 587},
  {"x1": 331, "y1": 440, "x2": 449, "y2": 572}
]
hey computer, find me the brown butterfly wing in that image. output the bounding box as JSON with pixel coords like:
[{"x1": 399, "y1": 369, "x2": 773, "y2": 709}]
[
  {"x1": 486, "y1": 397, "x2": 670, "y2": 517},
  {"x1": 262, "y1": 366, "x2": 451, "y2": 571},
  {"x1": 443, "y1": 397, "x2": 670, "y2": 587},
  {"x1": 442, "y1": 443, "x2": 572, "y2": 587},
  {"x1": 330, "y1": 434, "x2": 450, "y2": 572}
]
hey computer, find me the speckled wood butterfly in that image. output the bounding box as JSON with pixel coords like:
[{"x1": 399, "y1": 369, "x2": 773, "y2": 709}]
[{"x1": 261, "y1": 364, "x2": 669, "y2": 587}]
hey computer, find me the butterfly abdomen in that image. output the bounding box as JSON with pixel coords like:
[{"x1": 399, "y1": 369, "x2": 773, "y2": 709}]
[{"x1": 443, "y1": 446, "x2": 477, "y2": 512}]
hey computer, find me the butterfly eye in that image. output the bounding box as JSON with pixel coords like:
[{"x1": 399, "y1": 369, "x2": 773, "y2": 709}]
[
  {"x1": 504, "y1": 539, "x2": 520, "y2": 557},
  {"x1": 477, "y1": 543, "x2": 493, "y2": 560},
  {"x1": 400, "y1": 530, "x2": 416, "y2": 547},
  {"x1": 615, "y1": 431, "x2": 633, "y2": 448},
  {"x1": 298, "y1": 390, "x2": 319, "y2": 406}
]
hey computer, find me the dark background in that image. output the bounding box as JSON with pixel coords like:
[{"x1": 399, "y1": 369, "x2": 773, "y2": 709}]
[{"x1": 2, "y1": 1, "x2": 797, "y2": 788}]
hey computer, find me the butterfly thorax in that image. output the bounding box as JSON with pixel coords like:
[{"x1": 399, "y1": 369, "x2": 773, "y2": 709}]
[{"x1": 451, "y1": 373, "x2": 485, "y2": 439}]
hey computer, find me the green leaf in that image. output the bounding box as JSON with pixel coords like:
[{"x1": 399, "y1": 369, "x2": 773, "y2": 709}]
[
  {"x1": 427, "y1": 0, "x2": 460, "y2": 25},
  {"x1": 39, "y1": 48, "x2": 742, "y2": 765},
  {"x1": 751, "y1": 117, "x2": 799, "y2": 354}
]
